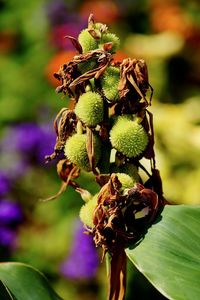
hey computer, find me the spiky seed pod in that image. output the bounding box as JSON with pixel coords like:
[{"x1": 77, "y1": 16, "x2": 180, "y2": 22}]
[
  {"x1": 93, "y1": 22, "x2": 108, "y2": 32},
  {"x1": 79, "y1": 194, "x2": 98, "y2": 228},
  {"x1": 116, "y1": 173, "x2": 136, "y2": 191},
  {"x1": 101, "y1": 66, "x2": 120, "y2": 102},
  {"x1": 110, "y1": 116, "x2": 148, "y2": 158},
  {"x1": 78, "y1": 29, "x2": 98, "y2": 53},
  {"x1": 75, "y1": 91, "x2": 104, "y2": 127},
  {"x1": 64, "y1": 133, "x2": 101, "y2": 171},
  {"x1": 99, "y1": 33, "x2": 120, "y2": 52},
  {"x1": 119, "y1": 163, "x2": 140, "y2": 182}
]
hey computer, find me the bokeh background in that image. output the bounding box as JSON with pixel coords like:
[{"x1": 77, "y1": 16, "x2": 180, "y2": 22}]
[{"x1": 0, "y1": 0, "x2": 200, "y2": 299}]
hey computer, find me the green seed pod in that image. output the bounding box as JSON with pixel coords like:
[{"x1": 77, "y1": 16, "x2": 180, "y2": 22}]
[
  {"x1": 101, "y1": 66, "x2": 120, "y2": 102},
  {"x1": 78, "y1": 29, "x2": 98, "y2": 53},
  {"x1": 120, "y1": 163, "x2": 140, "y2": 182},
  {"x1": 79, "y1": 194, "x2": 98, "y2": 228},
  {"x1": 110, "y1": 116, "x2": 148, "y2": 158},
  {"x1": 116, "y1": 173, "x2": 136, "y2": 190},
  {"x1": 100, "y1": 33, "x2": 120, "y2": 52},
  {"x1": 75, "y1": 91, "x2": 104, "y2": 127},
  {"x1": 93, "y1": 22, "x2": 108, "y2": 31},
  {"x1": 64, "y1": 133, "x2": 101, "y2": 171}
]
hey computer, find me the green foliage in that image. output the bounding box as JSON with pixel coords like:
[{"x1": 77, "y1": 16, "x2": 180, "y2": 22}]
[
  {"x1": 0, "y1": 262, "x2": 62, "y2": 300},
  {"x1": 126, "y1": 205, "x2": 200, "y2": 300}
]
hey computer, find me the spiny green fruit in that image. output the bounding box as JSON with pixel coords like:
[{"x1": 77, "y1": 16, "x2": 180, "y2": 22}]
[
  {"x1": 75, "y1": 91, "x2": 104, "y2": 127},
  {"x1": 116, "y1": 173, "x2": 136, "y2": 190},
  {"x1": 64, "y1": 133, "x2": 101, "y2": 171},
  {"x1": 79, "y1": 194, "x2": 98, "y2": 228},
  {"x1": 120, "y1": 163, "x2": 140, "y2": 182},
  {"x1": 100, "y1": 33, "x2": 120, "y2": 52},
  {"x1": 93, "y1": 22, "x2": 108, "y2": 31},
  {"x1": 110, "y1": 116, "x2": 148, "y2": 158},
  {"x1": 78, "y1": 29, "x2": 98, "y2": 53},
  {"x1": 101, "y1": 66, "x2": 120, "y2": 102}
]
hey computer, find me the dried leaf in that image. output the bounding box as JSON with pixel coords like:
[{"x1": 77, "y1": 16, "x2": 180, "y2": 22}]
[{"x1": 64, "y1": 35, "x2": 82, "y2": 53}]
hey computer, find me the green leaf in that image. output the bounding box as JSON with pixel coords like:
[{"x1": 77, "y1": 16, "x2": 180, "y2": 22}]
[
  {"x1": 0, "y1": 262, "x2": 62, "y2": 300},
  {"x1": 126, "y1": 205, "x2": 200, "y2": 300}
]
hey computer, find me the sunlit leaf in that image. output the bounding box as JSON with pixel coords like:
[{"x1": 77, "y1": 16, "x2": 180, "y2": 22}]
[{"x1": 126, "y1": 205, "x2": 200, "y2": 300}]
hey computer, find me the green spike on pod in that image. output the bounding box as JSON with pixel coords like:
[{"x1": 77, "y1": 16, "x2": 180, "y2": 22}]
[
  {"x1": 110, "y1": 116, "x2": 148, "y2": 158},
  {"x1": 78, "y1": 29, "x2": 98, "y2": 53},
  {"x1": 101, "y1": 66, "x2": 120, "y2": 102},
  {"x1": 79, "y1": 194, "x2": 98, "y2": 228},
  {"x1": 64, "y1": 133, "x2": 101, "y2": 171},
  {"x1": 75, "y1": 91, "x2": 104, "y2": 127},
  {"x1": 99, "y1": 33, "x2": 120, "y2": 53}
]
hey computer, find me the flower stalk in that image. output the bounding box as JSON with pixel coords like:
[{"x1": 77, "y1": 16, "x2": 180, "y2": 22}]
[{"x1": 45, "y1": 14, "x2": 165, "y2": 300}]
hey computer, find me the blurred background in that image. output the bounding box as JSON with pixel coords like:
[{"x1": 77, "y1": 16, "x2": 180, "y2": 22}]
[{"x1": 0, "y1": 0, "x2": 200, "y2": 299}]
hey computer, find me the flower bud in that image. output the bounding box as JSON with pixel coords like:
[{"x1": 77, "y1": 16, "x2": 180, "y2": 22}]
[
  {"x1": 64, "y1": 133, "x2": 101, "y2": 171},
  {"x1": 101, "y1": 66, "x2": 120, "y2": 102},
  {"x1": 78, "y1": 29, "x2": 98, "y2": 53},
  {"x1": 75, "y1": 91, "x2": 104, "y2": 127},
  {"x1": 110, "y1": 116, "x2": 148, "y2": 158},
  {"x1": 79, "y1": 194, "x2": 98, "y2": 228}
]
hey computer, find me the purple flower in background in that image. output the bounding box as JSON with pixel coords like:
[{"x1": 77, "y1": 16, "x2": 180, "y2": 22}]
[
  {"x1": 0, "y1": 200, "x2": 23, "y2": 249},
  {"x1": 36, "y1": 123, "x2": 56, "y2": 164},
  {"x1": 46, "y1": 0, "x2": 69, "y2": 26},
  {"x1": 0, "y1": 199, "x2": 23, "y2": 225},
  {"x1": 1, "y1": 123, "x2": 42, "y2": 154},
  {"x1": 60, "y1": 220, "x2": 99, "y2": 280},
  {"x1": 0, "y1": 171, "x2": 10, "y2": 197},
  {"x1": 0, "y1": 122, "x2": 56, "y2": 168},
  {"x1": 0, "y1": 226, "x2": 17, "y2": 248},
  {"x1": 46, "y1": 0, "x2": 86, "y2": 50}
]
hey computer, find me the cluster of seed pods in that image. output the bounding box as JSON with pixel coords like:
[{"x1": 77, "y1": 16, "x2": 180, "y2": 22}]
[{"x1": 46, "y1": 14, "x2": 164, "y2": 256}]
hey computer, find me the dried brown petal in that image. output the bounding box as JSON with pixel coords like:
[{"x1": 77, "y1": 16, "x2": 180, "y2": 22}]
[
  {"x1": 64, "y1": 35, "x2": 83, "y2": 54},
  {"x1": 118, "y1": 58, "x2": 151, "y2": 105},
  {"x1": 45, "y1": 108, "x2": 77, "y2": 162}
]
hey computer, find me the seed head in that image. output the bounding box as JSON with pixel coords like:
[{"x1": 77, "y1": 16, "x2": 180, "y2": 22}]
[
  {"x1": 64, "y1": 133, "x2": 101, "y2": 171},
  {"x1": 116, "y1": 173, "x2": 136, "y2": 191},
  {"x1": 79, "y1": 194, "x2": 98, "y2": 228},
  {"x1": 101, "y1": 66, "x2": 120, "y2": 102},
  {"x1": 110, "y1": 116, "x2": 148, "y2": 158},
  {"x1": 78, "y1": 29, "x2": 98, "y2": 53},
  {"x1": 75, "y1": 91, "x2": 104, "y2": 127},
  {"x1": 100, "y1": 33, "x2": 120, "y2": 53}
]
